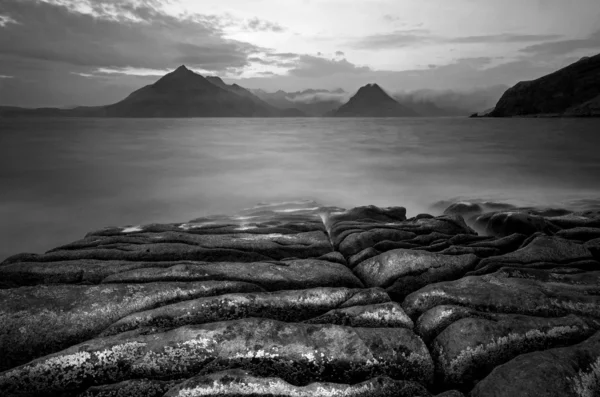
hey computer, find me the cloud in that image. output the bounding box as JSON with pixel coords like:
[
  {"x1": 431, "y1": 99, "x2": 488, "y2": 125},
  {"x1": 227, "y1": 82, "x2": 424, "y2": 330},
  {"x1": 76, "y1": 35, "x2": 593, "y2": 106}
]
[
  {"x1": 286, "y1": 91, "x2": 350, "y2": 104},
  {"x1": 245, "y1": 17, "x2": 285, "y2": 32},
  {"x1": 0, "y1": 74, "x2": 13, "y2": 78},
  {"x1": 335, "y1": 51, "x2": 345, "y2": 57},
  {"x1": 519, "y1": 29, "x2": 600, "y2": 55},
  {"x1": 287, "y1": 55, "x2": 371, "y2": 78},
  {"x1": 0, "y1": 14, "x2": 18, "y2": 27},
  {"x1": 349, "y1": 30, "x2": 564, "y2": 50},
  {"x1": 349, "y1": 29, "x2": 431, "y2": 49},
  {"x1": 0, "y1": 0, "x2": 263, "y2": 72}
]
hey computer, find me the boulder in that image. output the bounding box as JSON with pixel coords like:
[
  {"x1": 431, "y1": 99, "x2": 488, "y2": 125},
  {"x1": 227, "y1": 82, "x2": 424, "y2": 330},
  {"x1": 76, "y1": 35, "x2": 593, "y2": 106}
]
[
  {"x1": 585, "y1": 237, "x2": 600, "y2": 260},
  {"x1": 556, "y1": 227, "x2": 600, "y2": 242},
  {"x1": 0, "y1": 318, "x2": 434, "y2": 396},
  {"x1": 474, "y1": 211, "x2": 558, "y2": 237},
  {"x1": 79, "y1": 379, "x2": 179, "y2": 397},
  {"x1": 101, "y1": 259, "x2": 364, "y2": 291},
  {"x1": 0, "y1": 281, "x2": 262, "y2": 371},
  {"x1": 470, "y1": 331, "x2": 600, "y2": 397}
]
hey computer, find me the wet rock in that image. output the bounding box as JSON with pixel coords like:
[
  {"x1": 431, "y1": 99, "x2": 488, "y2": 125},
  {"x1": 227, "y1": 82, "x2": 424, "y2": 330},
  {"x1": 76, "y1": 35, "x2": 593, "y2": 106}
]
[
  {"x1": 163, "y1": 370, "x2": 433, "y2": 397},
  {"x1": 305, "y1": 302, "x2": 414, "y2": 329},
  {"x1": 338, "y1": 229, "x2": 416, "y2": 257},
  {"x1": 447, "y1": 235, "x2": 492, "y2": 245},
  {"x1": 466, "y1": 233, "x2": 527, "y2": 253},
  {"x1": 316, "y1": 251, "x2": 347, "y2": 266},
  {"x1": 348, "y1": 248, "x2": 380, "y2": 268},
  {"x1": 407, "y1": 233, "x2": 454, "y2": 247},
  {"x1": 443, "y1": 202, "x2": 484, "y2": 219},
  {"x1": 353, "y1": 249, "x2": 478, "y2": 299},
  {"x1": 433, "y1": 313, "x2": 593, "y2": 389},
  {"x1": 413, "y1": 241, "x2": 451, "y2": 253},
  {"x1": 470, "y1": 331, "x2": 600, "y2": 397},
  {"x1": 472, "y1": 235, "x2": 593, "y2": 275},
  {"x1": 0, "y1": 318, "x2": 434, "y2": 396},
  {"x1": 546, "y1": 213, "x2": 600, "y2": 229},
  {"x1": 415, "y1": 305, "x2": 483, "y2": 345},
  {"x1": 585, "y1": 237, "x2": 600, "y2": 260},
  {"x1": 102, "y1": 259, "x2": 364, "y2": 291},
  {"x1": 325, "y1": 206, "x2": 408, "y2": 226},
  {"x1": 437, "y1": 246, "x2": 500, "y2": 258},
  {"x1": 0, "y1": 281, "x2": 262, "y2": 371},
  {"x1": 402, "y1": 271, "x2": 600, "y2": 319},
  {"x1": 474, "y1": 211, "x2": 558, "y2": 237},
  {"x1": 79, "y1": 379, "x2": 180, "y2": 397},
  {"x1": 556, "y1": 227, "x2": 600, "y2": 242},
  {"x1": 101, "y1": 287, "x2": 391, "y2": 336}
]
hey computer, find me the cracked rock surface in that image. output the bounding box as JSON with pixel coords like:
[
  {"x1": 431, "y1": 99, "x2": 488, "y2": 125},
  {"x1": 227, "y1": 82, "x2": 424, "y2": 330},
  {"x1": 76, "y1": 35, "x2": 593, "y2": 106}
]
[{"x1": 1, "y1": 200, "x2": 599, "y2": 396}]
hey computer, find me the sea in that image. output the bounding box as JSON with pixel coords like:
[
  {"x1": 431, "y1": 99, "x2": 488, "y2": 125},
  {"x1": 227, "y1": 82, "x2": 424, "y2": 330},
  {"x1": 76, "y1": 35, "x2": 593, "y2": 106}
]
[{"x1": 1, "y1": 117, "x2": 600, "y2": 261}]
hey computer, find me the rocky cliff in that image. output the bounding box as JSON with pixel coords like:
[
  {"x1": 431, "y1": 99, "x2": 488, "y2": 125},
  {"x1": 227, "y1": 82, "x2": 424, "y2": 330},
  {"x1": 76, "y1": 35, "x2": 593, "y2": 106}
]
[
  {"x1": 490, "y1": 53, "x2": 600, "y2": 117},
  {"x1": 1, "y1": 199, "x2": 600, "y2": 396}
]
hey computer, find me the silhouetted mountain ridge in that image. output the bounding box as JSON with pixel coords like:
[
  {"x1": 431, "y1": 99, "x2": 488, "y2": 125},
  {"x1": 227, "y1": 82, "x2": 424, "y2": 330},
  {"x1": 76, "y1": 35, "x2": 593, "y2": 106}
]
[{"x1": 330, "y1": 83, "x2": 419, "y2": 117}]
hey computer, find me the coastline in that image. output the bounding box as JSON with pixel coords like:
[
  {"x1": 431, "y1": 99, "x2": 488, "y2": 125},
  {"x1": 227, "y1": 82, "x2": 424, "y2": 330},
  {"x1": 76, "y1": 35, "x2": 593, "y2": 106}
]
[{"x1": 1, "y1": 200, "x2": 599, "y2": 396}]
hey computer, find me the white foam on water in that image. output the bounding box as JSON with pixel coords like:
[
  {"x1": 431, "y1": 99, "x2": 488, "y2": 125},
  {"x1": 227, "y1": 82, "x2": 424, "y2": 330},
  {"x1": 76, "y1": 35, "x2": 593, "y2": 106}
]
[{"x1": 121, "y1": 226, "x2": 143, "y2": 233}]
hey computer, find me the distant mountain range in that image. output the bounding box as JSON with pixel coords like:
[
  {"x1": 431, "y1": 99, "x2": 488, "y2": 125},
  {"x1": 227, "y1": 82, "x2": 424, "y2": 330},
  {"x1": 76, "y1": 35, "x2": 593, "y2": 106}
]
[
  {"x1": 476, "y1": 53, "x2": 600, "y2": 117},
  {"x1": 0, "y1": 64, "x2": 501, "y2": 118}
]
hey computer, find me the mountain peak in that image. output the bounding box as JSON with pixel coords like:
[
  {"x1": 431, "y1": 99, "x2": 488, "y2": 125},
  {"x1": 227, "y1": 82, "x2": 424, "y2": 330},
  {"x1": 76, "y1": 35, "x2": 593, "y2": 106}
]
[
  {"x1": 174, "y1": 65, "x2": 190, "y2": 72},
  {"x1": 331, "y1": 82, "x2": 419, "y2": 117}
]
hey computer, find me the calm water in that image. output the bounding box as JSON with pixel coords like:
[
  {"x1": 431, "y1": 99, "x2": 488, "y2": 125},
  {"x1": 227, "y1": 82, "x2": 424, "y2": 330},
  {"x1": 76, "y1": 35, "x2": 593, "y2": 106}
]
[{"x1": 1, "y1": 117, "x2": 600, "y2": 260}]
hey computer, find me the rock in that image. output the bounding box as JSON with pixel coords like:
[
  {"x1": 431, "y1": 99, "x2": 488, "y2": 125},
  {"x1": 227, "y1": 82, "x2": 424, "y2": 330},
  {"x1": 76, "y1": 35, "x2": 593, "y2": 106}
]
[
  {"x1": 79, "y1": 379, "x2": 180, "y2": 397},
  {"x1": 348, "y1": 248, "x2": 380, "y2": 268},
  {"x1": 415, "y1": 305, "x2": 483, "y2": 345},
  {"x1": 443, "y1": 203, "x2": 484, "y2": 219},
  {"x1": 305, "y1": 302, "x2": 414, "y2": 329},
  {"x1": 316, "y1": 251, "x2": 348, "y2": 266},
  {"x1": 100, "y1": 287, "x2": 391, "y2": 336},
  {"x1": 338, "y1": 229, "x2": 416, "y2": 257},
  {"x1": 353, "y1": 249, "x2": 478, "y2": 300},
  {"x1": 466, "y1": 233, "x2": 527, "y2": 253},
  {"x1": 408, "y1": 233, "x2": 454, "y2": 246},
  {"x1": 556, "y1": 227, "x2": 600, "y2": 242},
  {"x1": 472, "y1": 236, "x2": 593, "y2": 275},
  {"x1": 17, "y1": 230, "x2": 333, "y2": 263},
  {"x1": 437, "y1": 246, "x2": 500, "y2": 258},
  {"x1": 402, "y1": 271, "x2": 600, "y2": 319},
  {"x1": 0, "y1": 281, "x2": 262, "y2": 372},
  {"x1": 0, "y1": 318, "x2": 434, "y2": 396},
  {"x1": 470, "y1": 331, "x2": 600, "y2": 397},
  {"x1": 474, "y1": 211, "x2": 558, "y2": 237},
  {"x1": 545, "y1": 213, "x2": 600, "y2": 229},
  {"x1": 585, "y1": 237, "x2": 600, "y2": 260},
  {"x1": 433, "y1": 313, "x2": 593, "y2": 389},
  {"x1": 163, "y1": 370, "x2": 433, "y2": 397},
  {"x1": 101, "y1": 259, "x2": 364, "y2": 291}
]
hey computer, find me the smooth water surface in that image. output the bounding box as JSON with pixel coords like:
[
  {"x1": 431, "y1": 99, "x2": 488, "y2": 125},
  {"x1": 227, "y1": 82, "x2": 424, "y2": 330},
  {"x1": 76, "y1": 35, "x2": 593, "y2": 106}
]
[{"x1": 1, "y1": 117, "x2": 600, "y2": 260}]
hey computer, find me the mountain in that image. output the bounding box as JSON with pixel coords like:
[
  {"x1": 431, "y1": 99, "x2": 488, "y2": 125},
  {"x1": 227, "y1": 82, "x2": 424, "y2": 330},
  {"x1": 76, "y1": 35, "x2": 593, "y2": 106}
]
[
  {"x1": 0, "y1": 66, "x2": 305, "y2": 118},
  {"x1": 330, "y1": 84, "x2": 419, "y2": 117},
  {"x1": 252, "y1": 88, "x2": 346, "y2": 116},
  {"x1": 489, "y1": 54, "x2": 600, "y2": 117}
]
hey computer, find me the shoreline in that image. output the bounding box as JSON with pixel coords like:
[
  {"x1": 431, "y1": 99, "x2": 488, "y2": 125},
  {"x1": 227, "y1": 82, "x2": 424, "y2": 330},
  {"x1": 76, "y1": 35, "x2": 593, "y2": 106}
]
[{"x1": 1, "y1": 200, "x2": 599, "y2": 396}]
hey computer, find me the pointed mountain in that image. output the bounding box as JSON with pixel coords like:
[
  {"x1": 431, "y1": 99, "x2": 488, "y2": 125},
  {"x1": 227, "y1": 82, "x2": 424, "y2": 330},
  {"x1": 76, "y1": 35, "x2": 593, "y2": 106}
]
[
  {"x1": 490, "y1": 52, "x2": 600, "y2": 117},
  {"x1": 100, "y1": 66, "x2": 294, "y2": 117},
  {"x1": 330, "y1": 84, "x2": 419, "y2": 117}
]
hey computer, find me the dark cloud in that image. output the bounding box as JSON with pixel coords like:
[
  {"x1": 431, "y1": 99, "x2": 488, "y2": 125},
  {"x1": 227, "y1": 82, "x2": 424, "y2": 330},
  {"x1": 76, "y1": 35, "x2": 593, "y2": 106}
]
[
  {"x1": 287, "y1": 55, "x2": 371, "y2": 78},
  {"x1": 519, "y1": 29, "x2": 600, "y2": 55},
  {"x1": 335, "y1": 51, "x2": 345, "y2": 57},
  {"x1": 382, "y1": 14, "x2": 400, "y2": 22},
  {"x1": 0, "y1": 0, "x2": 263, "y2": 72},
  {"x1": 245, "y1": 17, "x2": 285, "y2": 32}
]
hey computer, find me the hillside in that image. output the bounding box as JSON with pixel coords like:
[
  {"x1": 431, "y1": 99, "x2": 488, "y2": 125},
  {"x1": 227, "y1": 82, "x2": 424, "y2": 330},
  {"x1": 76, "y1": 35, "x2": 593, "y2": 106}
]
[{"x1": 330, "y1": 84, "x2": 419, "y2": 117}]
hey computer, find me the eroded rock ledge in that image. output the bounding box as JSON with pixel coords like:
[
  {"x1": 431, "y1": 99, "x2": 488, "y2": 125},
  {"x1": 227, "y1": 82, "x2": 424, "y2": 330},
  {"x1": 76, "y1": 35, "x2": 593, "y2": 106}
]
[{"x1": 1, "y1": 199, "x2": 599, "y2": 396}]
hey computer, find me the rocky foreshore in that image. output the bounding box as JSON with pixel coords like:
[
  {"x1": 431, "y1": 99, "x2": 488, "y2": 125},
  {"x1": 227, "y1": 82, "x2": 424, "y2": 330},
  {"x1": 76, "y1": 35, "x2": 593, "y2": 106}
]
[{"x1": 1, "y1": 200, "x2": 599, "y2": 396}]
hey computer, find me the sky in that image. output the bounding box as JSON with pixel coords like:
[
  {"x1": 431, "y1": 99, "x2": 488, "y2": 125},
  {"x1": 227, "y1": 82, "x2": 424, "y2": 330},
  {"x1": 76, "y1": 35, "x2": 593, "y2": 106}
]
[{"x1": 1, "y1": 0, "x2": 599, "y2": 107}]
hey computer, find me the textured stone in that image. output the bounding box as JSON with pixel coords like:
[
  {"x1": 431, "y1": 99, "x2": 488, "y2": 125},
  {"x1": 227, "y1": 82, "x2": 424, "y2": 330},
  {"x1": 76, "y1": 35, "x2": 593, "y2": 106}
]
[
  {"x1": 433, "y1": 313, "x2": 593, "y2": 389},
  {"x1": 79, "y1": 379, "x2": 180, "y2": 397},
  {"x1": 101, "y1": 259, "x2": 364, "y2": 291},
  {"x1": 100, "y1": 287, "x2": 391, "y2": 336},
  {"x1": 402, "y1": 271, "x2": 600, "y2": 319},
  {"x1": 0, "y1": 318, "x2": 434, "y2": 396},
  {"x1": 354, "y1": 249, "x2": 478, "y2": 301},
  {"x1": 305, "y1": 302, "x2": 414, "y2": 329},
  {"x1": 556, "y1": 227, "x2": 600, "y2": 242},
  {"x1": 0, "y1": 281, "x2": 262, "y2": 371},
  {"x1": 470, "y1": 331, "x2": 600, "y2": 397},
  {"x1": 163, "y1": 370, "x2": 433, "y2": 397}
]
